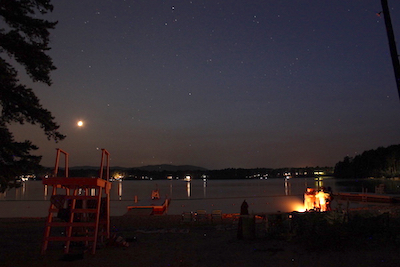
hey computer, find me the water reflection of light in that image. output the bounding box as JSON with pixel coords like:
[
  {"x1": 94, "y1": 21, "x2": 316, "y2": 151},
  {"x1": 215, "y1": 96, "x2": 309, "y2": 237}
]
[
  {"x1": 284, "y1": 179, "x2": 291, "y2": 195},
  {"x1": 118, "y1": 181, "x2": 122, "y2": 200},
  {"x1": 186, "y1": 182, "x2": 191, "y2": 198},
  {"x1": 44, "y1": 184, "x2": 48, "y2": 199},
  {"x1": 15, "y1": 185, "x2": 21, "y2": 199},
  {"x1": 14, "y1": 182, "x2": 27, "y2": 200},
  {"x1": 315, "y1": 177, "x2": 323, "y2": 190},
  {"x1": 203, "y1": 180, "x2": 207, "y2": 198}
]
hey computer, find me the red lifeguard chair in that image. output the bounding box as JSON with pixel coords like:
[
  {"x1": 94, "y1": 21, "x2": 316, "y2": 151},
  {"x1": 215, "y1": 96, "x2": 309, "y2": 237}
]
[{"x1": 41, "y1": 148, "x2": 111, "y2": 255}]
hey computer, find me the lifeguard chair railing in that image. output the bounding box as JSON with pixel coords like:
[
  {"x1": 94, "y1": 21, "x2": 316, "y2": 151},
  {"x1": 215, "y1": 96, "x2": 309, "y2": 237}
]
[{"x1": 41, "y1": 148, "x2": 111, "y2": 255}]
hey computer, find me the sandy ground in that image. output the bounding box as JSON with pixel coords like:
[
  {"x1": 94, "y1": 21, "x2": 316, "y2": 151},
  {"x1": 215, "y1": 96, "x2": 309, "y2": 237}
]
[{"x1": 1, "y1": 213, "x2": 400, "y2": 267}]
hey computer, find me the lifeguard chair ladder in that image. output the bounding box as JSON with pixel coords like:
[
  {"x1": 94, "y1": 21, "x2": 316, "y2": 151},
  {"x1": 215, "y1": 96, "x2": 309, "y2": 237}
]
[{"x1": 41, "y1": 148, "x2": 111, "y2": 255}]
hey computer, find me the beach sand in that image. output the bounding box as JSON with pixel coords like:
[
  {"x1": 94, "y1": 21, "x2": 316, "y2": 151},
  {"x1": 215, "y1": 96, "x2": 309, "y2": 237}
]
[{"x1": 1, "y1": 212, "x2": 399, "y2": 267}]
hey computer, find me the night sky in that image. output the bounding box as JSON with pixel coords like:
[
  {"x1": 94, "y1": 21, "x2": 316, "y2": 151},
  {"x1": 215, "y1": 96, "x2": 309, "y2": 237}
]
[{"x1": 10, "y1": 0, "x2": 400, "y2": 169}]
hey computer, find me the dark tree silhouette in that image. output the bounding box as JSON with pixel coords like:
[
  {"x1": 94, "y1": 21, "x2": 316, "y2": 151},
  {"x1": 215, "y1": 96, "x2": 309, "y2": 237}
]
[
  {"x1": 0, "y1": 0, "x2": 65, "y2": 192},
  {"x1": 334, "y1": 145, "x2": 400, "y2": 179}
]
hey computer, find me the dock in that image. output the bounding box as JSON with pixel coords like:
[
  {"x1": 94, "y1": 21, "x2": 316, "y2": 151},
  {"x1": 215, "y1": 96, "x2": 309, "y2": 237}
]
[{"x1": 334, "y1": 192, "x2": 400, "y2": 203}]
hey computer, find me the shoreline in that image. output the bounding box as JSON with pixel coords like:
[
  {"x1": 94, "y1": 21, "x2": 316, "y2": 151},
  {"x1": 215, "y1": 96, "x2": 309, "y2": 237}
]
[
  {"x1": 0, "y1": 195, "x2": 306, "y2": 218},
  {"x1": 1, "y1": 194, "x2": 396, "y2": 219}
]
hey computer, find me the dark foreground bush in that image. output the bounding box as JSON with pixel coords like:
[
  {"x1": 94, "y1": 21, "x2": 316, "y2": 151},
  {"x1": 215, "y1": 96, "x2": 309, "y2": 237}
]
[{"x1": 289, "y1": 210, "x2": 400, "y2": 251}]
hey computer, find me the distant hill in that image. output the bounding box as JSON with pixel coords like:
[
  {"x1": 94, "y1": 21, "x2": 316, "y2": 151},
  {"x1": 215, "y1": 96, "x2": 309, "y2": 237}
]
[{"x1": 136, "y1": 164, "x2": 207, "y2": 172}]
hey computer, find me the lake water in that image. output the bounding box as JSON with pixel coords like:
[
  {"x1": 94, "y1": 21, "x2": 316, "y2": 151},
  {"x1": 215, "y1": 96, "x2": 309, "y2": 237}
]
[{"x1": 1, "y1": 177, "x2": 398, "y2": 218}]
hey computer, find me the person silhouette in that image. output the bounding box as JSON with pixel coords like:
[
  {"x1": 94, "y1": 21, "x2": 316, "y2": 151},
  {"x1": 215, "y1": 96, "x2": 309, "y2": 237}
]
[
  {"x1": 237, "y1": 200, "x2": 250, "y2": 239},
  {"x1": 240, "y1": 200, "x2": 249, "y2": 215}
]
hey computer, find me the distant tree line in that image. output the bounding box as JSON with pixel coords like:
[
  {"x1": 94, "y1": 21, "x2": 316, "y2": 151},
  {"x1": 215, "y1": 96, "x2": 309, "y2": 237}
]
[
  {"x1": 22, "y1": 145, "x2": 400, "y2": 181},
  {"x1": 334, "y1": 145, "x2": 400, "y2": 179},
  {"x1": 35, "y1": 166, "x2": 333, "y2": 181}
]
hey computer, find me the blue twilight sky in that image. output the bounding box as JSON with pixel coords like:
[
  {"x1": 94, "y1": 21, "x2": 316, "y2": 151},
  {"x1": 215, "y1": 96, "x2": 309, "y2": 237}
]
[{"x1": 10, "y1": 0, "x2": 400, "y2": 169}]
